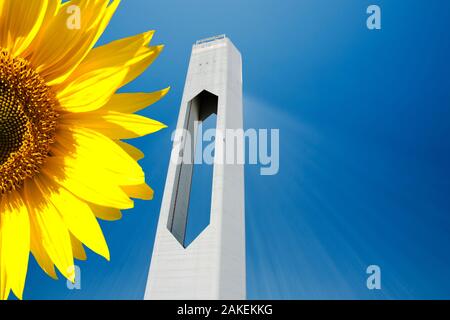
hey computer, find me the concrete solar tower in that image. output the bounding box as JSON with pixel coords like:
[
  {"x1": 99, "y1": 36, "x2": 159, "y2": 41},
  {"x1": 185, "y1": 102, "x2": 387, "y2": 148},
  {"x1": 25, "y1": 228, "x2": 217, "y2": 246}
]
[{"x1": 144, "y1": 35, "x2": 245, "y2": 300}]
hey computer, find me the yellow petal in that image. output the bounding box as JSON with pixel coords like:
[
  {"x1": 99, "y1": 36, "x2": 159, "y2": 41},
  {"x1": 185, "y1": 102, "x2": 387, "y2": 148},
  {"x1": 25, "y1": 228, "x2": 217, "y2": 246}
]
[
  {"x1": 70, "y1": 234, "x2": 87, "y2": 261},
  {"x1": 52, "y1": 126, "x2": 145, "y2": 186},
  {"x1": 116, "y1": 140, "x2": 145, "y2": 161},
  {"x1": 56, "y1": 68, "x2": 128, "y2": 113},
  {"x1": 45, "y1": 182, "x2": 110, "y2": 261},
  {"x1": 101, "y1": 88, "x2": 170, "y2": 113},
  {"x1": 119, "y1": 45, "x2": 163, "y2": 87},
  {"x1": 30, "y1": 221, "x2": 58, "y2": 280},
  {"x1": 79, "y1": 30, "x2": 156, "y2": 71},
  {"x1": 42, "y1": 155, "x2": 134, "y2": 210},
  {"x1": 56, "y1": 33, "x2": 163, "y2": 113},
  {"x1": 32, "y1": 0, "x2": 60, "y2": 32},
  {"x1": 0, "y1": 0, "x2": 48, "y2": 57},
  {"x1": 62, "y1": 111, "x2": 167, "y2": 139},
  {"x1": 56, "y1": 30, "x2": 158, "y2": 92},
  {"x1": 122, "y1": 183, "x2": 154, "y2": 201},
  {"x1": 89, "y1": 203, "x2": 123, "y2": 221},
  {"x1": 24, "y1": 179, "x2": 75, "y2": 282},
  {"x1": 0, "y1": 191, "x2": 30, "y2": 300},
  {"x1": 27, "y1": 0, "x2": 121, "y2": 86},
  {"x1": 56, "y1": 30, "x2": 163, "y2": 92}
]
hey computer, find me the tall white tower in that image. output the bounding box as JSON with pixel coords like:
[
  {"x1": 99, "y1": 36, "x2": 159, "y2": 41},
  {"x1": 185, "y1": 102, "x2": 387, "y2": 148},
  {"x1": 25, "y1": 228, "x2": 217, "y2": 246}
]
[{"x1": 145, "y1": 35, "x2": 246, "y2": 300}]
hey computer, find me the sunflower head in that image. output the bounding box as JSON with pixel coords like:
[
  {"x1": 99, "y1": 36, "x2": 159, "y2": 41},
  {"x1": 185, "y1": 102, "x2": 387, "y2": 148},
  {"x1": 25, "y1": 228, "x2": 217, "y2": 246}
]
[
  {"x1": 0, "y1": 49, "x2": 59, "y2": 194},
  {"x1": 0, "y1": 0, "x2": 168, "y2": 300}
]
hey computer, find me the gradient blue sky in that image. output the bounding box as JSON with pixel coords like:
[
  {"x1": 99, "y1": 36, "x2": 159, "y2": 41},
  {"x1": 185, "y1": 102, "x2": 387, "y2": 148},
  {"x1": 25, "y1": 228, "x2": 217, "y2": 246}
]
[{"x1": 24, "y1": 0, "x2": 450, "y2": 299}]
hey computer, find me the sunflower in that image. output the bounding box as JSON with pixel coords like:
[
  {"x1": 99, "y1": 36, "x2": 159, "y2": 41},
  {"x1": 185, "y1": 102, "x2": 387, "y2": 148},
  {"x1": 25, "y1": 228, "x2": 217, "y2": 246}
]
[{"x1": 0, "y1": 0, "x2": 168, "y2": 300}]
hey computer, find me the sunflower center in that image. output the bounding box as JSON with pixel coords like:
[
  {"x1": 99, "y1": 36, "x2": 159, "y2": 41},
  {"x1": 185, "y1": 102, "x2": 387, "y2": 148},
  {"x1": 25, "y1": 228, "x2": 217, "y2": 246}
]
[{"x1": 0, "y1": 50, "x2": 58, "y2": 194}]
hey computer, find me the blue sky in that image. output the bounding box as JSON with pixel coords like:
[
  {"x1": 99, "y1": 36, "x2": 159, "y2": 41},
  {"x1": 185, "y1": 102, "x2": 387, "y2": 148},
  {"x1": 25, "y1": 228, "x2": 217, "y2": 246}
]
[{"x1": 24, "y1": 0, "x2": 450, "y2": 299}]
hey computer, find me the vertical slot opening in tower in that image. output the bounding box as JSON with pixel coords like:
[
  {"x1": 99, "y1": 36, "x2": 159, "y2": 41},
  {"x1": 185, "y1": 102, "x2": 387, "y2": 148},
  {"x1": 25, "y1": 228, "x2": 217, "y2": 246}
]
[{"x1": 167, "y1": 90, "x2": 218, "y2": 248}]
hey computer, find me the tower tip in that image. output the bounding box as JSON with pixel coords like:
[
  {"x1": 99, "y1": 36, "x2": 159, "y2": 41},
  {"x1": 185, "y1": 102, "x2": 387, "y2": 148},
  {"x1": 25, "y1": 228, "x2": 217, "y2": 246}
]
[{"x1": 195, "y1": 34, "x2": 227, "y2": 45}]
